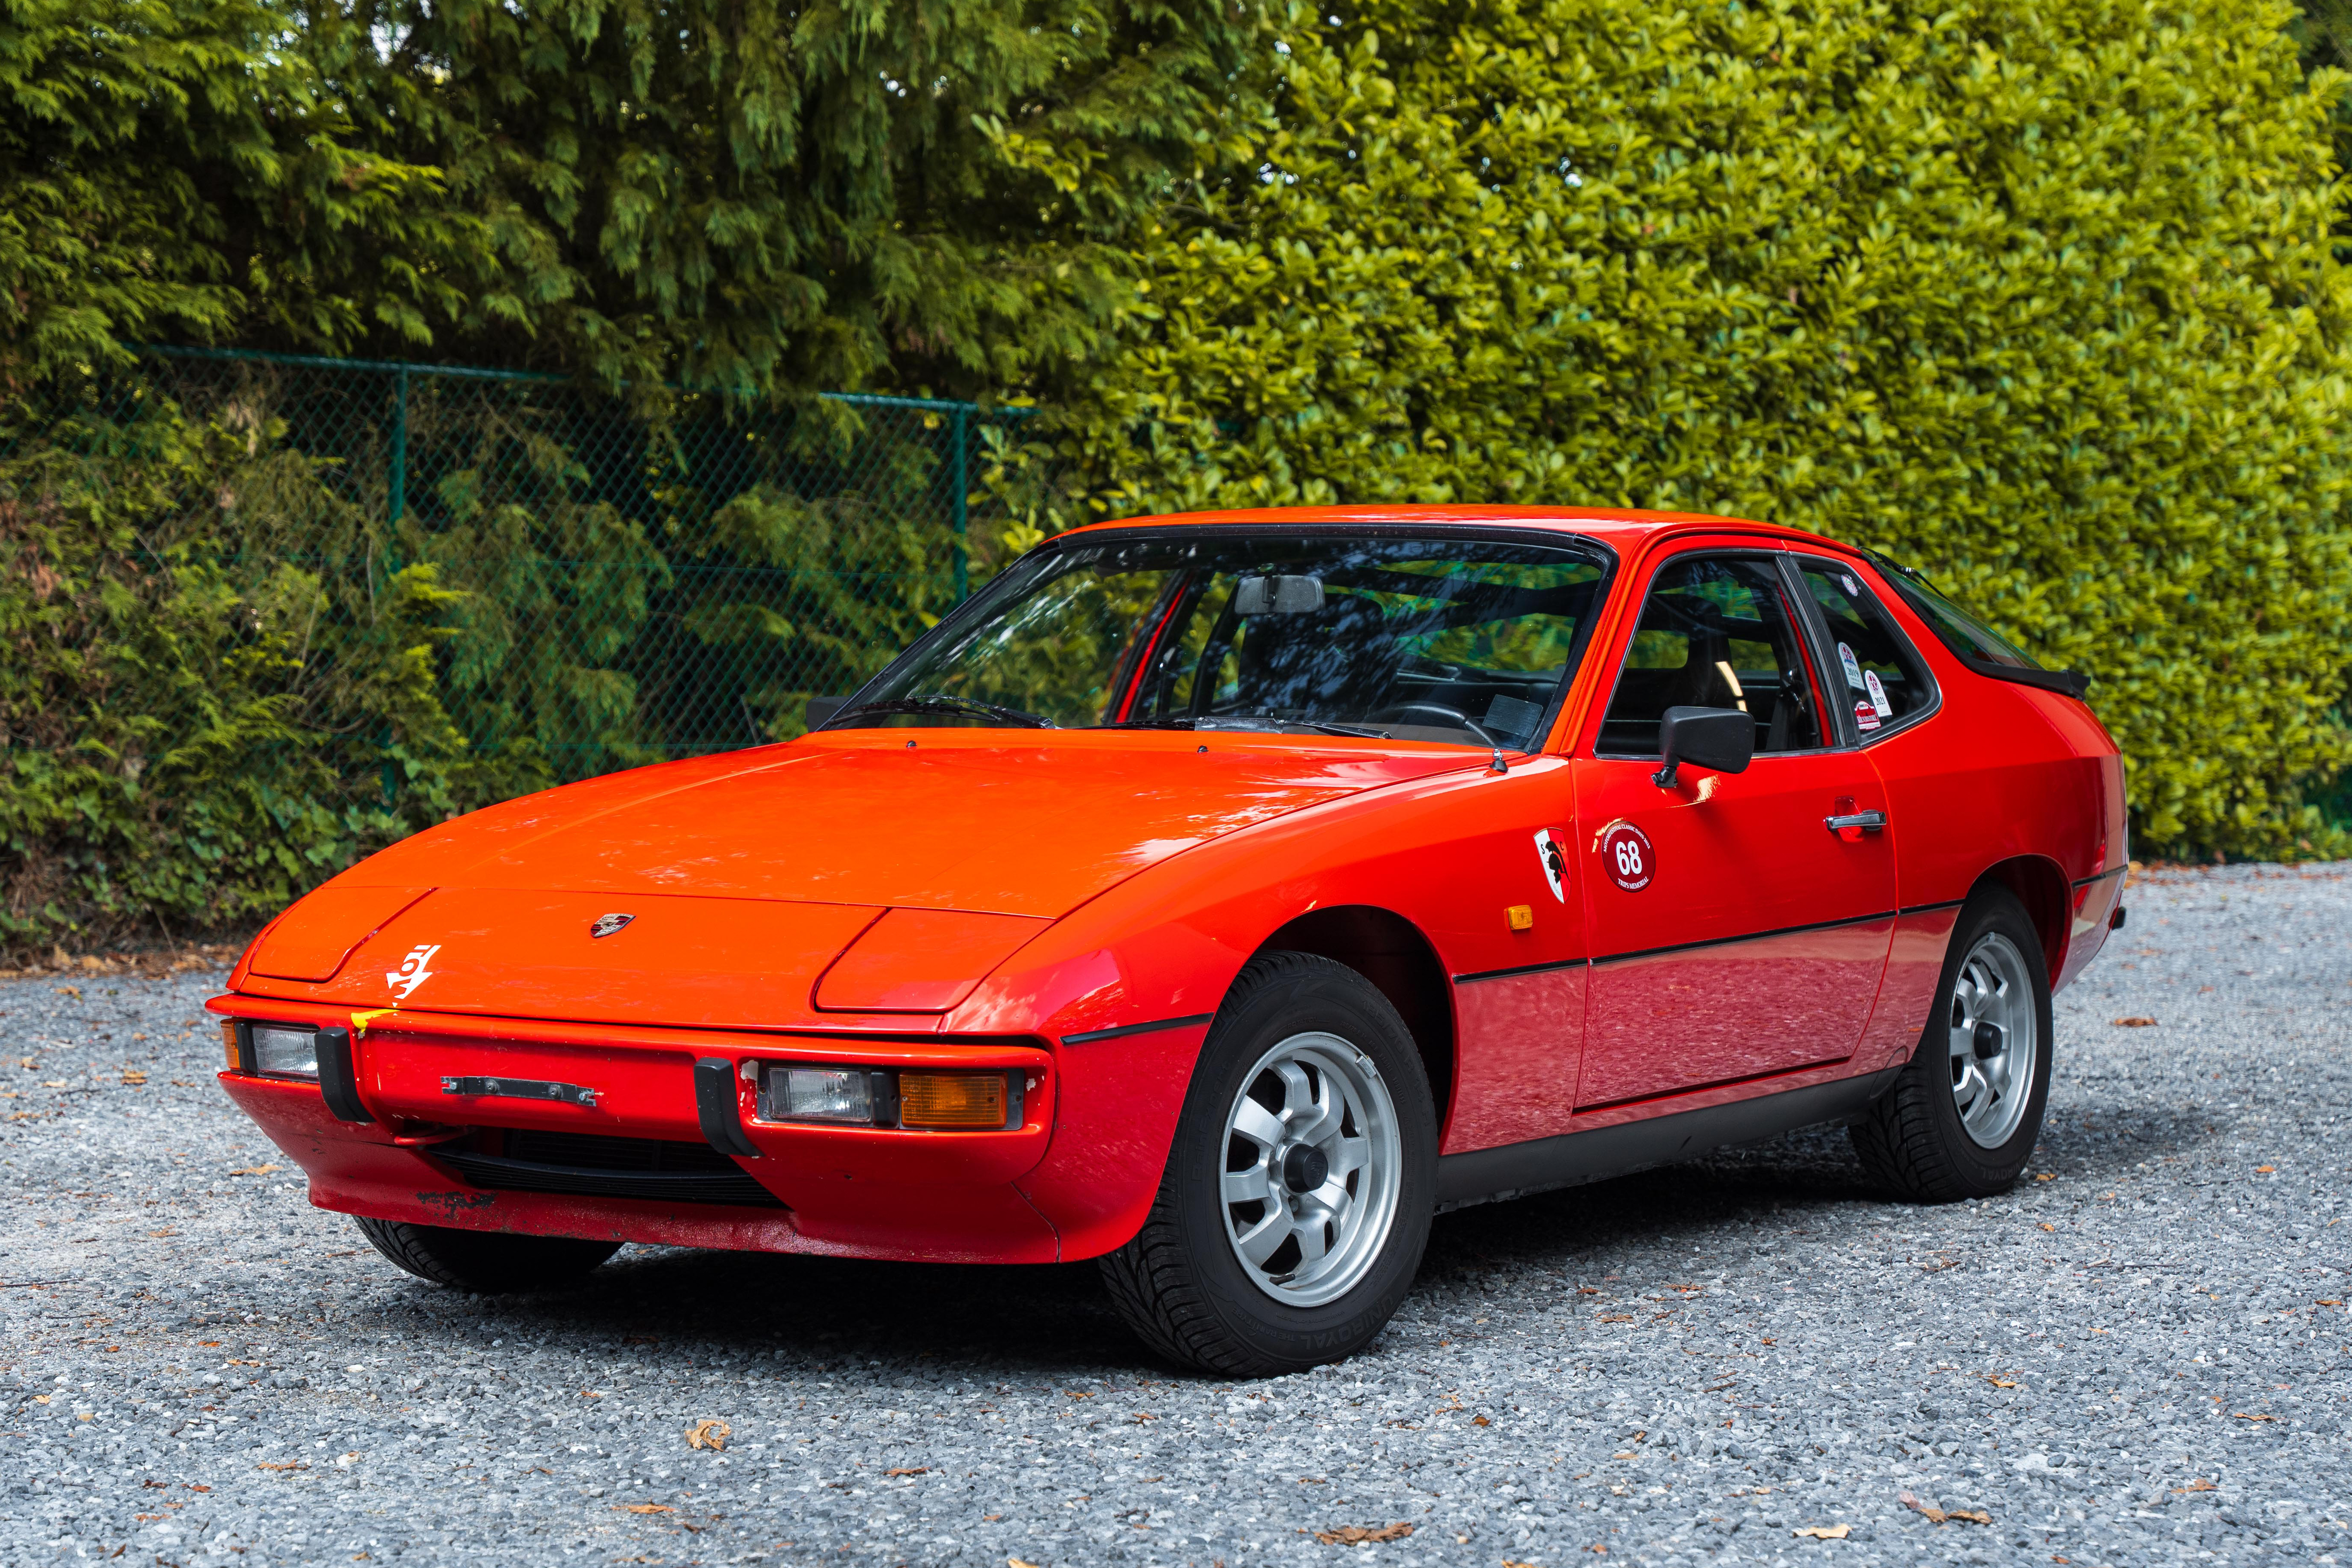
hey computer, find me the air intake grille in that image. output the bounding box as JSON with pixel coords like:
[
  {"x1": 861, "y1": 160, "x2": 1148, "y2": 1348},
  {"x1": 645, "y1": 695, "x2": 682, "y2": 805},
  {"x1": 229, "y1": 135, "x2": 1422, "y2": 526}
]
[{"x1": 432, "y1": 1129, "x2": 782, "y2": 1208}]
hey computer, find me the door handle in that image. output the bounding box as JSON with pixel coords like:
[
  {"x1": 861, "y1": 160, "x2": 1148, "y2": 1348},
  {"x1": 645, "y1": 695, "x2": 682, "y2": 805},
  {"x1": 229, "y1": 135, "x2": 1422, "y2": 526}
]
[{"x1": 1824, "y1": 810, "x2": 1888, "y2": 834}]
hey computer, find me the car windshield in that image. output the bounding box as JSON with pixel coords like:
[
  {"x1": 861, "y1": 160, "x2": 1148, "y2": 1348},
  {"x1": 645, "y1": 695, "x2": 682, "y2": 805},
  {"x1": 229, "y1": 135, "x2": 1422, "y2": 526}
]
[{"x1": 828, "y1": 532, "x2": 1609, "y2": 749}]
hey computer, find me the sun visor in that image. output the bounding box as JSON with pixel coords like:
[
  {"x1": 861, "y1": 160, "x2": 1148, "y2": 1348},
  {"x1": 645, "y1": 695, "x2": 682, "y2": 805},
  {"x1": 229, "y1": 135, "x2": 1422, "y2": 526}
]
[
  {"x1": 248, "y1": 884, "x2": 435, "y2": 982},
  {"x1": 815, "y1": 908, "x2": 1053, "y2": 1013}
]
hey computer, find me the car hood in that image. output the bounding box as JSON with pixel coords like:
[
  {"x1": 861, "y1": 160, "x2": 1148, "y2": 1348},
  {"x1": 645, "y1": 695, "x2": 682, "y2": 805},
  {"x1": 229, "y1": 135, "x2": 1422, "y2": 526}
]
[{"x1": 234, "y1": 731, "x2": 1479, "y2": 1025}]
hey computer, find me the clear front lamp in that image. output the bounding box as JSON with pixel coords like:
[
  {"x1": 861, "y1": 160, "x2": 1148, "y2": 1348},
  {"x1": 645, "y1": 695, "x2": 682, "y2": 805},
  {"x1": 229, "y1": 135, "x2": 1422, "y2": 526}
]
[
  {"x1": 250, "y1": 1025, "x2": 320, "y2": 1079},
  {"x1": 775, "y1": 1067, "x2": 871, "y2": 1124}
]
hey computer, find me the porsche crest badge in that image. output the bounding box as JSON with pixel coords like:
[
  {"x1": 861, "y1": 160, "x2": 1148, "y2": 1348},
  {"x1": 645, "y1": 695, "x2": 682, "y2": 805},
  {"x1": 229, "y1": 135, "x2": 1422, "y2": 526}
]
[{"x1": 589, "y1": 912, "x2": 635, "y2": 939}]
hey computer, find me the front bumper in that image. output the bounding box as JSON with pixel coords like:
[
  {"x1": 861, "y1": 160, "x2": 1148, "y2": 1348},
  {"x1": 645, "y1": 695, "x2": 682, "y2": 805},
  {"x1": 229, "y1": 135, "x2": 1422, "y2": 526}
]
[{"x1": 208, "y1": 998, "x2": 1064, "y2": 1263}]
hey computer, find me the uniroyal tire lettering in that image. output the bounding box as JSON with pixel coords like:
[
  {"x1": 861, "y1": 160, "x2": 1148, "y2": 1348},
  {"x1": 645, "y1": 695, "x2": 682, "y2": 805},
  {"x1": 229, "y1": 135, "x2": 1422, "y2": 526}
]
[{"x1": 1598, "y1": 822, "x2": 1655, "y2": 892}]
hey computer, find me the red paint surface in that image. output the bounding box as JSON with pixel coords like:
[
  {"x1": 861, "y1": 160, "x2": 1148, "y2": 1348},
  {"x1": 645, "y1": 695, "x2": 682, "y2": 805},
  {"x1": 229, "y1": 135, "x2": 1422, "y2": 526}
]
[
  {"x1": 1444, "y1": 965, "x2": 1586, "y2": 1151},
  {"x1": 211, "y1": 506, "x2": 2121, "y2": 1268},
  {"x1": 816, "y1": 909, "x2": 1053, "y2": 1012}
]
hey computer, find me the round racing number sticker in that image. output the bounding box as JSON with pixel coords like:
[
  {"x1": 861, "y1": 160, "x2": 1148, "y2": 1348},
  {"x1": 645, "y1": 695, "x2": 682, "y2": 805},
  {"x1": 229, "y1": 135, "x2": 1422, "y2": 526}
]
[{"x1": 1600, "y1": 822, "x2": 1655, "y2": 892}]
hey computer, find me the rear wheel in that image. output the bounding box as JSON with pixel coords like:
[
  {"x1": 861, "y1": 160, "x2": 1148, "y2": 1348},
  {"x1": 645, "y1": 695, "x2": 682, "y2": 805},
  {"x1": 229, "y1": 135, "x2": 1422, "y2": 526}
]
[
  {"x1": 1099, "y1": 951, "x2": 1436, "y2": 1376},
  {"x1": 1850, "y1": 885, "x2": 2053, "y2": 1201},
  {"x1": 354, "y1": 1216, "x2": 621, "y2": 1293}
]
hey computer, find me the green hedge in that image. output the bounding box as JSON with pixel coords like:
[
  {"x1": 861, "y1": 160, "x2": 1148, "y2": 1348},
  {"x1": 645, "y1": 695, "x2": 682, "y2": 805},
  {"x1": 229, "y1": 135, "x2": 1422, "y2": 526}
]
[
  {"x1": 1048, "y1": 0, "x2": 2352, "y2": 856},
  {"x1": 0, "y1": 370, "x2": 1035, "y2": 948}
]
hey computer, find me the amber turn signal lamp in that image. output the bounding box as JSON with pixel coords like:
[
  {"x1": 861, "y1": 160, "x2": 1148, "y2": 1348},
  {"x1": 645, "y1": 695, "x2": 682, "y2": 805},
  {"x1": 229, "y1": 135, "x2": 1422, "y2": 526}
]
[
  {"x1": 898, "y1": 1070, "x2": 1008, "y2": 1128},
  {"x1": 221, "y1": 1018, "x2": 240, "y2": 1070},
  {"x1": 1506, "y1": 904, "x2": 1534, "y2": 932}
]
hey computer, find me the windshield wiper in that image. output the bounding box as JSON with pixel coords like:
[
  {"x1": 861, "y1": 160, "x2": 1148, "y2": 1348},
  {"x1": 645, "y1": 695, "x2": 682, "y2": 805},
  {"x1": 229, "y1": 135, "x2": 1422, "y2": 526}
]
[
  {"x1": 829, "y1": 695, "x2": 1059, "y2": 729},
  {"x1": 1193, "y1": 716, "x2": 1390, "y2": 738}
]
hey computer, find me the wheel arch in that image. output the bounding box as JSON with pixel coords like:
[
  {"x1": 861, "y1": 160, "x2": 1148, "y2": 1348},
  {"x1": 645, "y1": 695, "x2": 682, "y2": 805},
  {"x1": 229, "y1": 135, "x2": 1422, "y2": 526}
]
[
  {"x1": 1249, "y1": 905, "x2": 1456, "y2": 1125},
  {"x1": 1978, "y1": 855, "x2": 2070, "y2": 981}
]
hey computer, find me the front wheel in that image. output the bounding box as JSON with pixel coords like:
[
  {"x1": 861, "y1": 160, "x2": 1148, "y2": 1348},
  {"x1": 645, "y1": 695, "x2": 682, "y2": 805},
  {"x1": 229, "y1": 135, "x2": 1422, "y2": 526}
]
[
  {"x1": 1099, "y1": 951, "x2": 1437, "y2": 1376},
  {"x1": 354, "y1": 1216, "x2": 621, "y2": 1293},
  {"x1": 1850, "y1": 884, "x2": 2054, "y2": 1201}
]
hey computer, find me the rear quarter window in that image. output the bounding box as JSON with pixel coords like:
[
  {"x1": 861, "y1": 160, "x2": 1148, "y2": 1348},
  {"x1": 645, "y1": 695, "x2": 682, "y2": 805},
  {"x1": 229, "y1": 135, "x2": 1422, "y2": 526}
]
[{"x1": 1796, "y1": 560, "x2": 1937, "y2": 737}]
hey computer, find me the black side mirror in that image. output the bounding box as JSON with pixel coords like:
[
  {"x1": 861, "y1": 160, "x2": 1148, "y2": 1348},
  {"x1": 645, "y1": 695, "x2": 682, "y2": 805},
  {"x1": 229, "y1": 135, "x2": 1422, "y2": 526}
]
[{"x1": 1653, "y1": 705, "x2": 1754, "y2": 788}]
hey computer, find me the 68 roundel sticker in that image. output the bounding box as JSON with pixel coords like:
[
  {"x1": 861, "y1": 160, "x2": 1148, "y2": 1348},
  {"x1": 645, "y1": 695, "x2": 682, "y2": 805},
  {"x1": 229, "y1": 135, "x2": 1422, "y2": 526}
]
[{"x1": 1599, "y1": 821, "x2": 1655, "y2": 892}]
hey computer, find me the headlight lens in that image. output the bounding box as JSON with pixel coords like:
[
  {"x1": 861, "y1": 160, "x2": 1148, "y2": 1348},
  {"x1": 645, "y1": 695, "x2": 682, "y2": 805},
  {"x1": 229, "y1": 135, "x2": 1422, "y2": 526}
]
[
  {"x1": 250, "y1": 1025, "x2": 319, "y2": 1079},
  {"x1": 772, "y1": 1067, "x2": 872, "y2": 1124}
]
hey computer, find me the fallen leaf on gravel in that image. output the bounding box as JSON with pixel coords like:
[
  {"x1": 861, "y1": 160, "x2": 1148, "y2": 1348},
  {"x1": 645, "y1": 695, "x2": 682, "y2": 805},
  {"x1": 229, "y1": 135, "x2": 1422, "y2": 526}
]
[
  {"x1": 1900, "y1": 1493, "x2": 1990, "y2": 1525},
  {"x1": 2255, "y1": 1165, "x2": 2275, "y2": 1173},
  {"x1": 685, "y1": 1418, "x2": 730, "y2": 1450},
  {"x1": 122, "y1": 1071, "x2": 146, "y2": 1085},
  {"x1": 2034, "y1": 1172, "x2": 2055, "y2": 1181},
  {"x1": 2174, "y1": 1479, "x2": 2217, "y2": 1493},
  {"x1": 1985, "y1": 1375, "x2": 2019, "y2": 1389},
  {"x1": 2232, "y1": 1413, "x2": 2276, "y2": 1422},
  {"x1": 1792, "y1": 1524, "x2": 1850, "y2": 1539},
  {"x1": 2111, "y1": 1016, "x2": 2156, "y2": 1027},
  {"x1": 257, "y1": 1462, "x2": 307, "y2": 1472},
  {"x1": 2318, "y1": 1299, "x2": 2343, "y2": 1308},
  {"x1": 1009, "y1": 1559, "x2": 1044, "y2": 1568},
  {"x1": 617, "y1": 1504, "x2": 674, "y2": 1514},
  {"x1": 1597, "y1": 1314, "x2": 1634, "y2": 1323},
  {"x1": 225, "y1": 1165, "x2": 281, "y2": 1177},
  {"x1": 1316, "y1": 1522, "x2": 1415, "y2": 1544},
  {"x1": 149, "y1": 1229, "x2": 175, "y2": 1238},
  {"x1": 2039, "y1": 1223, "x2": 2056, "y2": 1232},
  {"x1": 1472, "y1": 1415, "x2": 1492, "y2": 1427},
  {"x1": 886, "y1": 1467, "x2": 929, "y2": 1477}
]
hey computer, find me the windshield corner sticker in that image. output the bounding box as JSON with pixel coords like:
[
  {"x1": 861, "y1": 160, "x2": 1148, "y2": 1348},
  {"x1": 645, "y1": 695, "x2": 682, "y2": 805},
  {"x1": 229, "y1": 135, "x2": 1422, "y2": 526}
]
[
  {"x1": 1863, "y1": 668, "x2": 1893, "y2": 718},
  {"x1": 385, "y1": 943, "x2": 441, "y2": 1001},
  {"x1": 1854, "y1": 699, "x2": 1883, "y2": 734},
  {"x1": 1837, "y1": 641, "x2": 1867, "y2": 691},
  {"x1": 1533, "y1": 828, "x2": 1568, "y2": 903},
  {"x1": 1598, "y1": 821, "x2": 1654, "y2": 893}
]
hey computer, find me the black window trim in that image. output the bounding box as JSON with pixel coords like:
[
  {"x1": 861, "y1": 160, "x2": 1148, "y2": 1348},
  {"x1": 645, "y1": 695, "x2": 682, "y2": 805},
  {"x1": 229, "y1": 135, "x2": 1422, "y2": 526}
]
[
  {"x1": 1780, "y1": 551, "x2": 1943, "y2": 748},
  {"x1": 830, "y1": 521, "x2": 1621, "y2": 755},
  {"x1": 1589, "y1": 545, "x2": 1845, "y2": 762},
  {"x1": 1856, "y1": 548, "x2": 2092, "y2": 701}
]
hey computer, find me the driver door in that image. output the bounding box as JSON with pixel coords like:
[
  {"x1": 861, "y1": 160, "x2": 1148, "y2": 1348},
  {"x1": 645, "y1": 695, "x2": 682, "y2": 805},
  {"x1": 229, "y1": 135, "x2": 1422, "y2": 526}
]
[{"x1": 1573, "y1": 549, "x2": 1895, "y2": 1110}]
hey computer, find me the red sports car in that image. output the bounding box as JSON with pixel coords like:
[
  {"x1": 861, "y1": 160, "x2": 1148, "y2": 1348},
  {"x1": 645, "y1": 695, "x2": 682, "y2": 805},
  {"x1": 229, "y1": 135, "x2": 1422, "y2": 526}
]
[{"x1": 211, "y1": 508, "x2": 2124, "y2": 1374}]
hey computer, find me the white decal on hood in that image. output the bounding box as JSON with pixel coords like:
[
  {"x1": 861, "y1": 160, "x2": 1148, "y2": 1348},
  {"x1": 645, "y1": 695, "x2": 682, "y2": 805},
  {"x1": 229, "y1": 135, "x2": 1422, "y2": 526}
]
[
  {"x1": 385, "y1": 944, "x2": 441, "y2": 1001},
  {"x1": 1533, "y1": 829, "x2": 1569, "y2": 904}
]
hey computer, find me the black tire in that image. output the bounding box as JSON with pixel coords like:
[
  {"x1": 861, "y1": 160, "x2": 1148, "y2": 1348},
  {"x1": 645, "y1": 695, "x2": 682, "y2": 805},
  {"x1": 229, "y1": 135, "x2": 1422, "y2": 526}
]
[
  {"x1": 1850, "y1": 884, "x2": 2054, "y2": 1202},
  {"x1": 354, "y1": 1216, "x2": 621, "y2": 1293},
  {"x1": 1099, "y1": 951, "x2": 1437, "y2": 1376}
]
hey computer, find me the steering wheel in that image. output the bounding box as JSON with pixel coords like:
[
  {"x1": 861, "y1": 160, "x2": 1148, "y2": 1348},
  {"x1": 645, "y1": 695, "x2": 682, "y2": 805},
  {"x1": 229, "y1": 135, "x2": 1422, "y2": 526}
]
[{"x1": 1368, "y1": 703, "x2": 1500, "y2": 748}]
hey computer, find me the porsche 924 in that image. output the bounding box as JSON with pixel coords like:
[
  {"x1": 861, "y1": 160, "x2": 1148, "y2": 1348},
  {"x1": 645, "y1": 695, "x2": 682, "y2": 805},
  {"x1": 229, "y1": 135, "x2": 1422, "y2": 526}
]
[{"x1": 210, "y1": 508, "x2": 2125, "y2": 1374}]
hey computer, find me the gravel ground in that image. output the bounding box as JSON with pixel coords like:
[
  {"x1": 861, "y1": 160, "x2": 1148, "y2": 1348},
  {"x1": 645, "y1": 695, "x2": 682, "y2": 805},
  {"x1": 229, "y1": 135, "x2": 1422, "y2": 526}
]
[{"x1": 3, "y1": 864, "x2": 2347, "y2": 1568}]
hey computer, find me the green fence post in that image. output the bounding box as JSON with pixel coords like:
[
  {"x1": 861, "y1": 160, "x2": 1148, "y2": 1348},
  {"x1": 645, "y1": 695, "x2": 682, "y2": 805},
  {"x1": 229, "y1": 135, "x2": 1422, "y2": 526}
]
[
  {"x1": 380, "y1": 365, "x2": 409, "y2": 810},
  {"x1": 951, "y1": 405, "x2": 969, "y2": 602},
  {"x1": 387, "y1": 365, "x2": 409, "y2": 528}
]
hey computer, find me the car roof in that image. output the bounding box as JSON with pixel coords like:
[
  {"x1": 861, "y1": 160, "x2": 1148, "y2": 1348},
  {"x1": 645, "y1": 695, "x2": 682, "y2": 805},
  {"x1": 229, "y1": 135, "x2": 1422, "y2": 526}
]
[{"x1": 1055, "y1": 504, "x2": 1850, "y2": 554}]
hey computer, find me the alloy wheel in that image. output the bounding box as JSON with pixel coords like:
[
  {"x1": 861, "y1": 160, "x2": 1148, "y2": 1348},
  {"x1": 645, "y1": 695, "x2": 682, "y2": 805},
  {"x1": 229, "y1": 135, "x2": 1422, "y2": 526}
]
[
  {"x1": 1219, "y1": 1031, "x2": 1403, "y2": 1307},
  {"x1": 1948, "y1": 930, "x2": 2039, "y2": 1149}
]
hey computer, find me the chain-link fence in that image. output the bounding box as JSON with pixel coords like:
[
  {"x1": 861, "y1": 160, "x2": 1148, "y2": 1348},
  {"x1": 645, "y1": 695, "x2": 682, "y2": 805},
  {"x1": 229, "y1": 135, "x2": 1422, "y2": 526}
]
[{"x1": 34, "y1": 346, "x2": 1060, "y2": 784}]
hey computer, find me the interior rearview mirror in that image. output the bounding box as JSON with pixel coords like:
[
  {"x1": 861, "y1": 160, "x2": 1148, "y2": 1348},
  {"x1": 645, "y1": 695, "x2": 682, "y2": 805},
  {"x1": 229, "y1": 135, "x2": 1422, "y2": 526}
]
[
  {"x1": 1653, "y1": 705, "x2": 1754, "y2": 788},
  {"x1": 1233, "y1": 575, "x2": 1325, "y2": 616}
]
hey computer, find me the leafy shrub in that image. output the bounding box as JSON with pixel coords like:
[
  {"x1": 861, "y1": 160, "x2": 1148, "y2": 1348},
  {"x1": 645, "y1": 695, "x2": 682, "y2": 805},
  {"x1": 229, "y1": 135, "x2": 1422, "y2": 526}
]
[
  {"x1": 1051, "y1": 0, "x2": 2352, "y2": 857},
  {"x1": 0, "y1": 384, "x2": 541, "y2": 948}
]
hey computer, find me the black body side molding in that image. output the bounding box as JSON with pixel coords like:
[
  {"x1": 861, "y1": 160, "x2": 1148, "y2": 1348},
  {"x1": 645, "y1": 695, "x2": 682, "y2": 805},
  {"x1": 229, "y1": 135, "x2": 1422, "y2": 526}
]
[{"x1": 1433, "y1": 1067, "x2": 1900, "y2": 1211}]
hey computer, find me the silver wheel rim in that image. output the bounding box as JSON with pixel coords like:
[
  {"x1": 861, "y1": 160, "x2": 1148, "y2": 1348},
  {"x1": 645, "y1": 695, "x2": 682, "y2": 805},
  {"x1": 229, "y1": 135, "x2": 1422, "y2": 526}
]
[
  {"x1": 1219, "y1": 1031, "x2": 1402, "y2": 1307},
  {"x1": 1948, "y1": 931, "x2": 2038, "y2": 1149}
]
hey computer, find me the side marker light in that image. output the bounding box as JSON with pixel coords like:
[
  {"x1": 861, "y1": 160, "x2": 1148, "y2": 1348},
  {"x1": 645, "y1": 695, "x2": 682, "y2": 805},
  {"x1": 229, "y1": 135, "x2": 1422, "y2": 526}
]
[{"x1": 1506, "y1": 905, "x2": 1534, "y2": 932}]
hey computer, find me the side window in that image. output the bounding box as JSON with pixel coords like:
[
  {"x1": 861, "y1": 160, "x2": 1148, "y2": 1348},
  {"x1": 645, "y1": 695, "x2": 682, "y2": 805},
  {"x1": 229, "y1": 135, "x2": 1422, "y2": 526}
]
[
  {"x1": 1598, "y1": 554, "x2": 1823, "y2": 757},
  {"x1": 1796, "y1": 560, "x2": 1938, "y2": 736}
]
